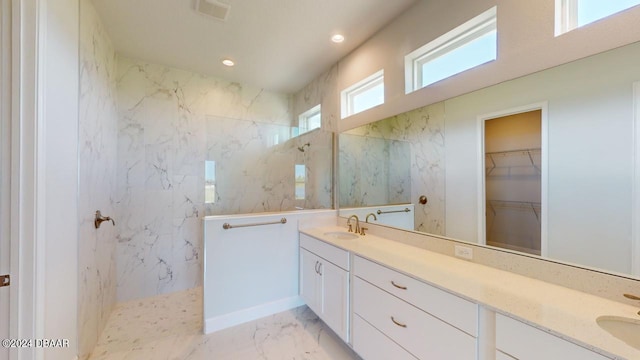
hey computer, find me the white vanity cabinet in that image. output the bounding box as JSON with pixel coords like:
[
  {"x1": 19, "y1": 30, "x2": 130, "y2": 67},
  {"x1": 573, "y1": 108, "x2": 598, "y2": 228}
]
[
  {"x1": 299, "y1": 234, "x2": 350, "y2": 342},
  {"x1": 495, "y1": 314, "x2": 611, "y2": 360},
  {"x1": 352, "y1": 255, "x2": 478, "y2": 360},
  {"x1": 297, "y1": 229, "x2": 624, "y2": 359}
]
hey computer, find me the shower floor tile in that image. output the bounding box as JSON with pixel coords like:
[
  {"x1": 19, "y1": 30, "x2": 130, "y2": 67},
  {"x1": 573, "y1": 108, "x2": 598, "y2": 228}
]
[{"x1": 88, "y1": 287, "x2": 359, "y2": 360}]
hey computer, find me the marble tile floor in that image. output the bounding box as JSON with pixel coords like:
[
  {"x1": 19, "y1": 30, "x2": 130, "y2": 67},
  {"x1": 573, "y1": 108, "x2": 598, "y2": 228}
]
[{"x1": 89, "y1": 287, "x2": 359, "y2": 360}]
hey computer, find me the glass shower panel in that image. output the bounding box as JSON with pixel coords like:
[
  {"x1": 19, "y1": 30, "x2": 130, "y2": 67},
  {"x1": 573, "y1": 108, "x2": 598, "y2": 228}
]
[{"x1": 205, "y1": 116, "x2": 332, "y2": 215}]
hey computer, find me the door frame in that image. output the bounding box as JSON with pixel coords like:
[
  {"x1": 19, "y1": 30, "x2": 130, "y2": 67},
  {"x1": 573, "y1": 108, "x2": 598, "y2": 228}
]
[
  {"x1": 1, "y1": 0, "x2": 12, "y2": 357},
  {"x1": 632, "y1": 82, "x2": 640, "y2": 277},
  {"x1": 10, "y1": 1, "x2": 81, "y2": 358},
  {"x1": 476, "y1": 102, "x2": 549, "y2": 256},
  {"x1": 9, "y1": 0, "x2": 45, "y2": 358}
]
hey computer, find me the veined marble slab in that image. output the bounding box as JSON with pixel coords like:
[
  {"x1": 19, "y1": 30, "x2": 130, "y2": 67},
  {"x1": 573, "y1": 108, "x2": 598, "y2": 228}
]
[{"x1": 78, "y1": 0, "x2": 119, "y2": 358}]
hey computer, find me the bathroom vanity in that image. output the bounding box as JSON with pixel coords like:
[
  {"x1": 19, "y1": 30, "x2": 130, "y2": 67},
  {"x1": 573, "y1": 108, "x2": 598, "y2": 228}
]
[
  {"x1": 300, "y1": 234, "x2": 350, "y2": 342},
  {"x1": 299, "y1": 227, "x2": 638, "y2": 360}
]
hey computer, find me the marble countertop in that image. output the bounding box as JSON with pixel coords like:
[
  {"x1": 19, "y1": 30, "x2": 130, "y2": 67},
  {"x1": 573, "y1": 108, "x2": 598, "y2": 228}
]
[{"x1": 300, "y1": 226, "x2": 640, "y2": 360}]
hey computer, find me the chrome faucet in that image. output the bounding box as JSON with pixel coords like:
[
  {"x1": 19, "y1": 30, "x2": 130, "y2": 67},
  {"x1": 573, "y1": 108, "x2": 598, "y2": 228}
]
[
  {"x1": 347, "y1": 215, "x2": 360, "y2": 234},
  {"x1": 365, "y1": 213, "x2": 377, "y2": 223}
]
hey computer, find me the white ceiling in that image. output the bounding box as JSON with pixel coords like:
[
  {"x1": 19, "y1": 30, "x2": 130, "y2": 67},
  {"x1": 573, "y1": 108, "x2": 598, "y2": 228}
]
[{"x1": 90, "y1": 0, "x2": 418, "y2": 93}]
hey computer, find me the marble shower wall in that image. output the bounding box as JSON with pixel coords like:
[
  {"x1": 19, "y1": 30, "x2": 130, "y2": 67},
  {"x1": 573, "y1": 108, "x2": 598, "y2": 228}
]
[
  {"x1": 341, "y1": 102, "x2": 445, "y2": 234},
  {"x1": 290, "y1": 130, "x2": 333, "y2": 210},
  {"x1": 339, "y1": 134, "x2": 411, "y2": 207},
  {"x1": 205, "y1": 121, "x2": 333, "y2": 214},
  {"x1": 78, "y1": 0, "x2": 119, "y2": 358},
  {"x1": 292, "y1": 65, "x2": 339, "y2": 132},
  {"x1": 115, "y1": 57, "x2": 332, "y2": 302}
]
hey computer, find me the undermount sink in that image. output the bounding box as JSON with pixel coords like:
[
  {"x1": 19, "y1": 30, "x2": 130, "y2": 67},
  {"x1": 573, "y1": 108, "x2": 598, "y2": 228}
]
[
  {"x1": 596, "y1": 315, "x2": 640, "y2": 350},
  {"x1": 323, "y1": 231, "x2": 359, "y2": 240}
]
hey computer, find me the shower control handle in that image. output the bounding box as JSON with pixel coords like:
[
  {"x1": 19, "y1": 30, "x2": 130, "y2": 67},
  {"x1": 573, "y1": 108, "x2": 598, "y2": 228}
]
[{"x1": 95, "y1": 210, "x2": 115, "y2": 229}]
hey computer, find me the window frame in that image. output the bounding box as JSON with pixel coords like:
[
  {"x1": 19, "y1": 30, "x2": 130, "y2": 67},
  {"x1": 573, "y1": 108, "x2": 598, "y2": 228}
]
[
  {"x1": 555, "y1": 0, "x2": 578, "y2": 35},
  {"x1": 294, "y1": 164, "x2": 306, "y2": 200},
  {"x1": 340, "y1": 69, "x2": 385, "y2": 119},
  {"x1": 404, "y1": 6, "x2": 497, "y2": 94},
  {"x1": 555, "y1": 0, "x2": 640, "y2": 35},
  {"x1": 205, "y1": 160, "x2": 217, "y2": 204},
  {"x1": 298, "y1": 104, "x2": 321, "y2": 135}
]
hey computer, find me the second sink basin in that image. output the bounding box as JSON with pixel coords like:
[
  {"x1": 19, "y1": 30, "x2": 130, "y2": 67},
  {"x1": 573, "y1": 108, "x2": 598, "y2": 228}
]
[
  {"x1": 323, "y1": 231, "x2": 359, "y2": 240},
  {"x1": 596, "y1": 315, "x2": 640, "y2": 350}
]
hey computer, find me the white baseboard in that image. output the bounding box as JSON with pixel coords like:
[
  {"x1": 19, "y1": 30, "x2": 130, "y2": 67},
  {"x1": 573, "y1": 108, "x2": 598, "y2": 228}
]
[{"x1": 204, "y1": 296, "x2": 304, "y2": 334}]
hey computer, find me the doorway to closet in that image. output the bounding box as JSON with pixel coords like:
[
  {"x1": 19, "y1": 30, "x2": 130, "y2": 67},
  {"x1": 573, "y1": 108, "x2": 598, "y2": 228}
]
[{"x1": 482, "y1": 108, "x2": 544, "y2": 256}]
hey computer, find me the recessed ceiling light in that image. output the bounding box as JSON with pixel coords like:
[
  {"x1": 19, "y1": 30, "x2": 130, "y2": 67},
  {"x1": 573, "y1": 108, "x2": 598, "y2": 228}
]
[
  {"x1": 331, "y1": 34, "x2": 345, "y2": 43},
  {"x1": 222, "y1": 59, "x2": 235, "y2": 67}
]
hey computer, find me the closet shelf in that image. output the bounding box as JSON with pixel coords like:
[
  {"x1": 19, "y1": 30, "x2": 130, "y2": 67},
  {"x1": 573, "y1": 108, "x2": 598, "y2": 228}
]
[
  {"x1": 486, "y1": 199, "x2": 541, "y2": 223},
  {"x1": 485, "y1": 148, "x2": 541, "y2": 176}
]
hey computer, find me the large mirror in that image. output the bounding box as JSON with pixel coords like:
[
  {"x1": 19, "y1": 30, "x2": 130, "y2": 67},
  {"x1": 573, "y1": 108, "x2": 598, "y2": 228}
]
[{"x1": 339, "y1": 40, "x2": 640, "y2": 279}]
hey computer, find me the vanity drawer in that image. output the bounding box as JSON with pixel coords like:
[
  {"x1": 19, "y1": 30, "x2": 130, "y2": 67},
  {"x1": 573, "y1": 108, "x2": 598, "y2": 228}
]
[
  {"x1": 353, "y1": 255, "x2": 478, "y2": 336},
  {"x1": 300, "y1": 234, "x2": 349, "y2": 270},
  {"x1": 352, "y1": 314, "x2": 418, "y2": 360},
  {"x1": 496, "y1": 314, "x2": 610, "y2": 360},
  {"x1": 353, "y1": 277, "x2": 477, "y2": 360}
]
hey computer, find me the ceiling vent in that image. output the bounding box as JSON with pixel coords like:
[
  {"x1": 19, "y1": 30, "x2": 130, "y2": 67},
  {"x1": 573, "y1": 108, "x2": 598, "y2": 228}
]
[{"x1": 196, "y1": 0, "x2": 231, "y2": 21}]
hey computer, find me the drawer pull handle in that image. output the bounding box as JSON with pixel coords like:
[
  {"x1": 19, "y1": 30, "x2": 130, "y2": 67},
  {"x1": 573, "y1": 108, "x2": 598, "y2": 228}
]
[
  {"x1": 391, "y1": 281, "x2": 407, "y2": 290},
  {"x1": 391, "y1": 316, "x2": 407, "y2": 328}
]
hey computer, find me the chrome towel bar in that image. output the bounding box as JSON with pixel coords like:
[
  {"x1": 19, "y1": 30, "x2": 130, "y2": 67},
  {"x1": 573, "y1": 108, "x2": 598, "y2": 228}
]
[
  {"x1": 377, "y1": 208, "x2": 411, "y2": 215},
  {"x1": 222, "y1": 217, "x2": 287, "y2": 230}
]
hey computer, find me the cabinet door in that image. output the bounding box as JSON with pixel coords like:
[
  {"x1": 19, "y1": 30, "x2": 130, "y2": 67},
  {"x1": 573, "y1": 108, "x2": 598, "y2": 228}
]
[
  {"x1": 300, "y1": 248, "x2": 321, "y2": 315},
  {"x1": 320, "y1": 259, "x2": 349, "y2": 342}
]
